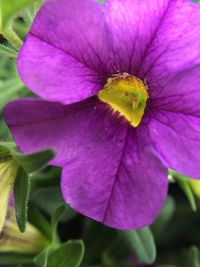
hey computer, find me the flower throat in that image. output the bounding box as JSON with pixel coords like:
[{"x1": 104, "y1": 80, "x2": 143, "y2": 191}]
[{"x1": 97, "y1": 73, "x2": 148, "y2": 127}]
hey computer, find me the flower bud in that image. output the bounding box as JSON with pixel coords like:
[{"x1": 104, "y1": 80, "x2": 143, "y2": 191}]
[
  {"x1": 0, "y1": 210, "x2": 49, "y2": 253},
  {"x1": 0, "y1": 159, "x2": 19, "y2": 232}
]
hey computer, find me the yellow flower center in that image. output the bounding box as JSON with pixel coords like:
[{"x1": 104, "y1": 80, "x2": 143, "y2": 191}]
[{"x1": 97, "y1": 73, "x2": 148, "y2": 127}]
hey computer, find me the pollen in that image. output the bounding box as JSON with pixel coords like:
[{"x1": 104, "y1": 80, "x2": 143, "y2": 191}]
[{"x1": 97, "y1": 73, "x2": 148, "y2": 127}]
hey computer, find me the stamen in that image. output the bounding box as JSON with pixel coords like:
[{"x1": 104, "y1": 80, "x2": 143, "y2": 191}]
[{"x1": 98, "y1": 73, "x2": 148, "y2": 127}]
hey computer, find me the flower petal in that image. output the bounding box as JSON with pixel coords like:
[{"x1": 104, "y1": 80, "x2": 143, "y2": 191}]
[
  {"x1": 4, "y1": 99, "x2": 168, "y2": 229},
  {"x1": 18, "y1": 35, "x2": 103, "y2": 104},
  {"x1": 18, "y1": 0, "x2": 112, "y2": 104},
  {"x1": 62, "y1": 127, "x2": 168, "y2": 230},
  {"x1": 104, "y1": 0, "x2": 170, "y2": 73},
  {"x1": 149, "y1": 109, "x2": 200, "y2": 179},
  {"x1": 3, "y1": 98, "x2": 127, "y2": 167},
  {"x1": 137, "y1": 0, "x2": 200, "y2": 111}
]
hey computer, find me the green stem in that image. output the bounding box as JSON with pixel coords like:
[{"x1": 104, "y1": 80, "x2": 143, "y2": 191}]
[
  {"x1": 169, "y1": 169, "x2": 197, "y2": 212},
  {"x1": 2, "y1": 27, "x2": 22, "y2": 50},
  {"x1": 178, "y1": 180, "x2": 197, "y2": 212}
]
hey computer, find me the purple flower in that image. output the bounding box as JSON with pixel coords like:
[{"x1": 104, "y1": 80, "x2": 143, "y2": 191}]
[{"x1": 3, "y1": 0, "x2": 200, "y2": 230}]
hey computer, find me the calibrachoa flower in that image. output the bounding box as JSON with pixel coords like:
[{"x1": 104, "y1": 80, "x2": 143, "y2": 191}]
[{"x1": 3, "y1": 0, "x2": 200, "y2": 230}]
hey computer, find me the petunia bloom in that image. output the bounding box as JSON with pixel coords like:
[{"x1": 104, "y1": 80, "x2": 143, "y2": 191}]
[{"x1": 3, "y1": 0, "x2": 200, "y2": 230}]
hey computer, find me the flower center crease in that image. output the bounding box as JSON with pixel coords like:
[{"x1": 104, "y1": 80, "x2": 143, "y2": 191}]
[{"x1": 97, "y1": 73, "x2": 148, "y2": 127}]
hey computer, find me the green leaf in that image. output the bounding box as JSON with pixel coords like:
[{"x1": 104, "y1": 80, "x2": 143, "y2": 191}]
[
  {"x1": 14, "y1": 167, "x2": 30, "y2": 232},
  {"x1": 178, "y1": 246, "x2": 200, "y2": 267},
  {"x1": 0, "y1": 0, "x2": 36, "y2": 30},
  {"x1": 102, "y1": 252, "x2": 129, "y2": 267},
  {"x1": 46, "y1": 240, "x2": 85, "y2": 267},
  {"x1": 0, "y1": 43, "x2": 17, "y2": 58},
  {"x1": 31, "y1": 187, "x2": 65, "y2": 215},
  {"x1": 0, "y1": 77, "x2": 25, "y2": 111},
  {"x1": 83, "y1": 222, "x2": 116, "y2": 264},
  {"x1": 31, "y1": 186, "x2": 76, "y2": 220},
  {"x1": 34, "y1": 247, "x2": 53, "y2": 267},
  {"x1": 0, "y1": 141, "x2": 15, "y2": 158},
  {"x1": 188, "y1": 246, "x2": 200, "y2": 267},
  {"x1": 0, "y1": 253, "x2": 33, "y2": 265},
  {"x1": 151, "y1": 196, "x2": 175, "y2": 238},
  {"x1": 120, "y1": 227, "x2": 156, "y2": 264},
  {"x1": 169, "y1": 170, "x2": 197, "y2": 212},
  {"x1": 34, "y1": 241, "x2": 84, "y2": 267},
  {"x1": 30, "y1": 166, "x2": 61, "y2": 189},
  {"x1": 28, "y1": 206, "x2": 52, "y2": 241},
  {"x1": 11, "y1": 149, "x2": 55, "y2": 174},
  {"x1": 101, "y1": 238, "x2": 130, "y2": 267},
  {"x1": 51, "y1": 205, "x2": 66, "y2": 245},
  {"x1": 179, "y1": 179, "x2": 197, "y2": 212}
]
